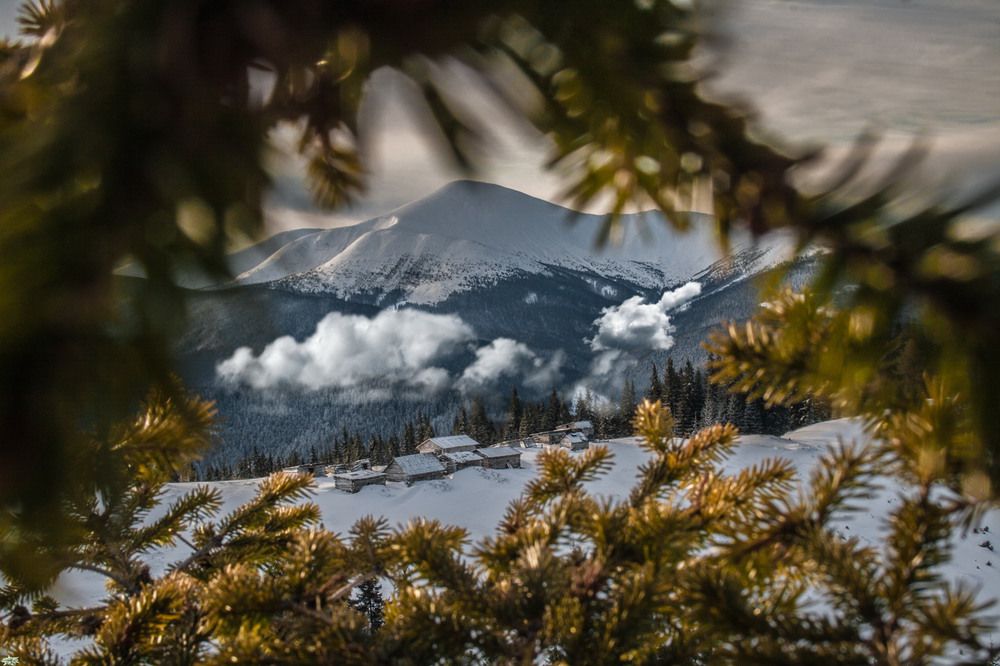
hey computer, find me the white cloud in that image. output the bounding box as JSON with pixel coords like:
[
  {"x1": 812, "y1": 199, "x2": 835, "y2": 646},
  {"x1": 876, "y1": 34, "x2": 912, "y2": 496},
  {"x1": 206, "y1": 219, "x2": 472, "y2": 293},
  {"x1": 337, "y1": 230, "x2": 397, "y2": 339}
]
[
  {"x1": 588, "y1": 282, "x2": 701, "y2": 354},
  {"x1": 217, "y1": 309, "x2": 474, "y2": 390},
  {"x1": 576, "y1": 282, "x2": 701, "y2": 396},
  {"x1": 656, "y1": 281, "x2": 702, "y2": 311},
  {"x1": 456, "y1": 338, "x2": 564, "y2": 393},
  {"x1": 217, "y1": 283, "x2": 699, "y2": 395},
  {"x1": 589, "y1": 349, "x2": 624, "y2": 378},
  {"x1": 217, "y1": 309, "x2": 561, "y2": 394}
]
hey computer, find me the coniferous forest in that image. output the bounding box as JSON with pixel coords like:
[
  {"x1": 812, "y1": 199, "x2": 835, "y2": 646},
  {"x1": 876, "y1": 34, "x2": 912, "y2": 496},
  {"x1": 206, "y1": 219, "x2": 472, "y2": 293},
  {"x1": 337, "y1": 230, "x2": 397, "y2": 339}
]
[{"x1": 198, "y1": 358, "x2": 831, "y2": 481}]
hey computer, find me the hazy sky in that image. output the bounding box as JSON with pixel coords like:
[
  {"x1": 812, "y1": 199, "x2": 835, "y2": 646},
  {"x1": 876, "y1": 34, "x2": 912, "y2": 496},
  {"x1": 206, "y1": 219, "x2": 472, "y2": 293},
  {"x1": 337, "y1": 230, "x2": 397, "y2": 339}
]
[
  {"x1": 0, "y1": 1, "x2": 15, "y2": 37},
  {"x1": 2, "y1": 0, "x2": 998, "y2": 231},
  {"x1": 275, "y1": 0, "x2": 1000, "y2": 231}
]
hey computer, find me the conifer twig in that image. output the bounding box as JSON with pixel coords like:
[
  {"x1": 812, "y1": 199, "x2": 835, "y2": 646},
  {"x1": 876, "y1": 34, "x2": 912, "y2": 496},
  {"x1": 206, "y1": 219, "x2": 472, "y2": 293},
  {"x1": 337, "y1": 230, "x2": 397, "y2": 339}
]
[{"x1": 68, "y1": 563, "x2": 131, "y2": 592}]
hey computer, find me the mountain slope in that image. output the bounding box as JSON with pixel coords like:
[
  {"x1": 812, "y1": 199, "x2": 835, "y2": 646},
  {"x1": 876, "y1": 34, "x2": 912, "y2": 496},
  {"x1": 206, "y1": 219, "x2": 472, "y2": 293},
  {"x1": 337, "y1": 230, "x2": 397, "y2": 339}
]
[
  {"x1": 233, "y1": 180, "x2": 792, "y2": 305},
  {"x1": 169, "y1": 180, "x2": 806, "y2": 458}
]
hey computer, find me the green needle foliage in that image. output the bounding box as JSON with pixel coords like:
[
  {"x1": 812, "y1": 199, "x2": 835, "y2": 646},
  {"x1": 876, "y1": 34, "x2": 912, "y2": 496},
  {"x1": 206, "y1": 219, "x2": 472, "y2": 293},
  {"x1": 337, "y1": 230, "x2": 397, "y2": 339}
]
[
  {"x1": 3, "y1": 0, "x2": 1000, "y2": 660},
  {"x1": 0, "y1": 388, "x2": 394, "y2": 663},
  {"x1": 705, "y1": 287, "x2": 990, "y2": 499},
  {"x1": 703, "y1": 287, "x2": 1000, "y2": 662},
  {"x1": 4, "y1": 397, "x2": 998, "y2": 664},
  {"x1": 0, "y1": 0, "x2": 813, "y2": 531},
  {"x1": 2, "y1": 0, "x2": 998, "y2": 543}
]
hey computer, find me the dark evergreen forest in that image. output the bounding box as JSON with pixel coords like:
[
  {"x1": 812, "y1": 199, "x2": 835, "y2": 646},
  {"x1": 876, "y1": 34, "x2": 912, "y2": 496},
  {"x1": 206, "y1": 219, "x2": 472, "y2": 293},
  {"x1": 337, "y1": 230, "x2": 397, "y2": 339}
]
[{"x1": 193, "y1": 357, "x2": 831, "y2": 481}]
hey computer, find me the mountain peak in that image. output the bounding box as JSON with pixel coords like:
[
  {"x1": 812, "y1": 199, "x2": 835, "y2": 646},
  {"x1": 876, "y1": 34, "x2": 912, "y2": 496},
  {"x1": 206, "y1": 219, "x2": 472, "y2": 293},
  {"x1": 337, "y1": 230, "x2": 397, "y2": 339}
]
[
  {"x1": 232, "y1": 179, "x2": 792, "y2": 303},
  {"x1": 433, "y1": 179, "x2": 537, "y2": 199},
  {"x1": 384, "y1": 179, "x2": 575, "y2": 232}
]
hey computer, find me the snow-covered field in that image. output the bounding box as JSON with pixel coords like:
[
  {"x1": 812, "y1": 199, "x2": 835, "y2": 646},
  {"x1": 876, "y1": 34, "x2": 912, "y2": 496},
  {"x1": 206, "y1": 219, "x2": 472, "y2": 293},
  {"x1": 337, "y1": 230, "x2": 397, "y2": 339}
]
[{"x1": 49, "y1": 418, "x2": 1000, "y2": 649}]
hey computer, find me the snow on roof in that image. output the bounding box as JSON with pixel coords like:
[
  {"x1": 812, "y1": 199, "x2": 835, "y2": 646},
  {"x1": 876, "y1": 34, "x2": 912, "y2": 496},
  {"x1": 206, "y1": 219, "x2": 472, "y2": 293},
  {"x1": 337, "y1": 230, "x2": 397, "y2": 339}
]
[
  {"x1": 334, "y1": 469, "x2": 387, "y2": 480},
  {"x1": 440, "y1": 450, "x2": 482, "y2": 464},
  {"x1": 475, "y1": 447, "x2": 521, "y2": 459},
  {"x1": 423, "y1": 434, "x2": 481, "y2": 450},
  {"x1": 391, "y1": 453, "x2": 447, "y2": 475},
  {"x1": 565, "y1": 432, "x2": 587, "y2": 443}
]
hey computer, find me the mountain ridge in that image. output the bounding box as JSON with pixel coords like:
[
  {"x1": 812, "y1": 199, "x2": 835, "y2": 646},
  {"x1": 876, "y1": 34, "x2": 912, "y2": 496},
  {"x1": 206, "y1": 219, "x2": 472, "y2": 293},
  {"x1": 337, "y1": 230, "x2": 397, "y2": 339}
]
[
  {"x1": 168, "y1": 179, "x2": 809, "y2": 460},
  {"x1": 231, "y1": 180, "x2": 793, "y2": 305}
]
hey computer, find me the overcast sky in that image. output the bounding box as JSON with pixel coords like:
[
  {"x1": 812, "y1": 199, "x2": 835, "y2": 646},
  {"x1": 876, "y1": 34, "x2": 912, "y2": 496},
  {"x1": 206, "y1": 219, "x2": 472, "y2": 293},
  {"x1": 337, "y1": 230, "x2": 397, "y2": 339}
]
[{"x1": 3, "y1": 0, "x2": 998, "y2": 232}]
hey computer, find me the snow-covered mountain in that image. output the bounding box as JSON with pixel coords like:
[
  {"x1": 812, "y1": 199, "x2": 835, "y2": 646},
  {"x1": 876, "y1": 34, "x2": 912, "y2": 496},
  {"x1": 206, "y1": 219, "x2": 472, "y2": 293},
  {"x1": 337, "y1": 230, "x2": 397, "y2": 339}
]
[
  {"x1": 232, "y1": 180, "x2": 792, "y2": 305},
  {"x1": 167, "y1": 180, "x2": 810, "y2": 458}
]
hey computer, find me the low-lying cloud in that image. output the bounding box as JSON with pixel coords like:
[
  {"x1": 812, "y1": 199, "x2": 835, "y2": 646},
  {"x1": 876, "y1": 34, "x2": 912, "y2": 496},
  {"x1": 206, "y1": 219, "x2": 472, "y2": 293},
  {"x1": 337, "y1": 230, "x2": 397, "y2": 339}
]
[
  {"x1": 217, "y1": 309, "x2": 475, "y2": 392},
  {"x1": 588, "y1": 282, "x2": 701, "y2": 353},
  {"x1": 581, "y1": 282, "x2": 702, "y2": 394},
  {"x1": 217, "y1": 309, "x2": 563, "y2": 394},
  {"x1": 457, "y1": 338, "x2": 564, "y2": 393},
  {"x1": 218, "y1": 284, "x2": 699, "y2": 397}
]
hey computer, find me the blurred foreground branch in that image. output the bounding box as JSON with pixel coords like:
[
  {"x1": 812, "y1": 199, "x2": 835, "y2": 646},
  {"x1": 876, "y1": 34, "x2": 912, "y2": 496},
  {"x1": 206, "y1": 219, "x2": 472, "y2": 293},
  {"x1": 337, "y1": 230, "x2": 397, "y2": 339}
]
[{"x1": 0, "y1": 0, "x2": 998, "y2": 541}]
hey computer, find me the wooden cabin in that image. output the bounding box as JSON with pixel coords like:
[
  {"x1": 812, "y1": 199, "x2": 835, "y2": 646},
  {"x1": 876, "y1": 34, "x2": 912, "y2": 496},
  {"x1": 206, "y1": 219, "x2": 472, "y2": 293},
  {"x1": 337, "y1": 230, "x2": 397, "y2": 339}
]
[
  {"x1": 417, "y1": 434, "x2": 480, "y2": 455},
  {"x1": 439, "y1": 450, "x2": 483, "y2": 473},
  {"x1": 559, "y1": 431, "x2": 590, "y2": 451},
  {"x1": 333, "y1": 469, "x2": 387, "y2": 493},
  {"x1": 556, "y1": 420, "x2": 594, "y2": 437},
  {"x1": 474, "y1": 446, "x2": 522, "y2": 469},
  {"x1": 528, "y1": 430, "x2": 565, "y2": 446},
  {"x1": 497, "y1": 437, "x2": 537, "y2": 449},
  {"x1": 384, "y1": 453, "x2": 447, "y2": 484},
  {"x1": 324, "y1": 458, "x2": 373, "y2": 477},
  {"x1": 282, "y1": 463, "x2": 330, "y2": 477},
  {"x1": 529, "y1": 429, "x2": 590, "y2": 451}
]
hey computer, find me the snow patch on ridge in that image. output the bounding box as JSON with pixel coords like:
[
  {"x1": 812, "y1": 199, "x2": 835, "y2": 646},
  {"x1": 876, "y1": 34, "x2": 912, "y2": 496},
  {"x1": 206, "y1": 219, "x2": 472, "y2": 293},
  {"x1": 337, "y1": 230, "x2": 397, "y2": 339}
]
[{"x1": 230, "y1": 181, "x2": 794, "y2": 305}]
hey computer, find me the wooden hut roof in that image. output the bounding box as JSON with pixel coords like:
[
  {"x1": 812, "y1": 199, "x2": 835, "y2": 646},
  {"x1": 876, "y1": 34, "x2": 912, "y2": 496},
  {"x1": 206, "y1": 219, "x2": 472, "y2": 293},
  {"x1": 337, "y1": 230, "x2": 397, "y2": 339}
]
[
  {"x1": 334, "y1": 469, "x2": 386, "y2": 481},
  {"x1": 475, "y1": 447, "x2": 521, "y2": 459},
  {"x1": 390, "y1": 453, "x2": 447, "y2": 475},
  {"x1": 440, "y1": 450, "x2": 482, "y2": 464},
  {"x1": 422, "y1": 435, "x2": 481, "y2": 451}
]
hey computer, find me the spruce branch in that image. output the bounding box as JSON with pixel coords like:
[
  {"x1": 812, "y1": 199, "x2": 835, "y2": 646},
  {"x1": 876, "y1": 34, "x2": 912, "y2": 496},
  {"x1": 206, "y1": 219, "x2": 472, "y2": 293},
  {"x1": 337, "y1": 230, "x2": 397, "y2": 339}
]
[
  {"x1": 127, "y1": 486, "x2": 222, "y2": 553},
  {"x1": 524, "y1": 445, "x2": 614, "y2": 504}
]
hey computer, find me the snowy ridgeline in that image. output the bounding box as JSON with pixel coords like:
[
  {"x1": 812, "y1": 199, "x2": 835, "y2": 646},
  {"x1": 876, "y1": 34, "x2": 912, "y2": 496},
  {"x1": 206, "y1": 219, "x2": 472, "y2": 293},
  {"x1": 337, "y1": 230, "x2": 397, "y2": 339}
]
[
  {"x1": 231, "y1": 180, "x2": 784, "y2": 302},
  {"x1": 52, "y1": 419, "x2": 1000, "y2": 641}
]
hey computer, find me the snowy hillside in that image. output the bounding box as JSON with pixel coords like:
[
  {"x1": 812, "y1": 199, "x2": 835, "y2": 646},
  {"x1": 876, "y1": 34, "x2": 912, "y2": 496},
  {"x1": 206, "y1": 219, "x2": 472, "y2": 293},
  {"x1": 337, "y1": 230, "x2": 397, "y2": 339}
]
[
  {"x1": 233, "y1": 180, "x2": 793, "y2": 305},
  {"x1": 54, "y1": 419, "x2": 1000, "y2": 631}
]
